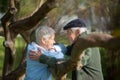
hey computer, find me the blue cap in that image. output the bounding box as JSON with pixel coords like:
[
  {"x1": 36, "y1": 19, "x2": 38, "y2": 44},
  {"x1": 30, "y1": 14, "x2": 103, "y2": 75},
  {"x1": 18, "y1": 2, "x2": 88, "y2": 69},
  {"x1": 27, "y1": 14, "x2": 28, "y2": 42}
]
[{"x1": 63, "y1": 19, "x2": 86, "y2": 30}]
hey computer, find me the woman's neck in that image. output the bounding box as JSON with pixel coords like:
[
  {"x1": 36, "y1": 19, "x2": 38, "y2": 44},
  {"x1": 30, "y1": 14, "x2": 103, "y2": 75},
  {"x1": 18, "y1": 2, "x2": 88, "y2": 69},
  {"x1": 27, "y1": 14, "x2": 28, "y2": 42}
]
[{"x1": 39, "y1": 43, "x2": 48, "y2": 50}]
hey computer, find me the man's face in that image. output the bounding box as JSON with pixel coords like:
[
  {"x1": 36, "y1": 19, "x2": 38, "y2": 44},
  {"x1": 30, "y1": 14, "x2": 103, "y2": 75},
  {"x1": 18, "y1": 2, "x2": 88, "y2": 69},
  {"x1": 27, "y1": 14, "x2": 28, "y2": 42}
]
[{"x1": 66, "y1": 29, "x2": 78, "y2": 44}]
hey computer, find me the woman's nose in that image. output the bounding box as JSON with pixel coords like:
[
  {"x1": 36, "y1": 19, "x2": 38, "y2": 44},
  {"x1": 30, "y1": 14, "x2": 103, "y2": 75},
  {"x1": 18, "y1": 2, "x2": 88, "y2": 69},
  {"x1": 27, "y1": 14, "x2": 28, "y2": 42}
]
[{"x1": 53, "y1": 40, "x2": 55, "y2": 44}]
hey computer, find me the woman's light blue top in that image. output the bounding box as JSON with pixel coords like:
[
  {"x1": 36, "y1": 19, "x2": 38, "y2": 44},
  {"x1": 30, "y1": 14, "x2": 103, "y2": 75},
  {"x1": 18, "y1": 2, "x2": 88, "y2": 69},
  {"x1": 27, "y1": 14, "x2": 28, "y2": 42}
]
[{"x1": 24, "y1": 42, "x2": 66, "y2": 80}]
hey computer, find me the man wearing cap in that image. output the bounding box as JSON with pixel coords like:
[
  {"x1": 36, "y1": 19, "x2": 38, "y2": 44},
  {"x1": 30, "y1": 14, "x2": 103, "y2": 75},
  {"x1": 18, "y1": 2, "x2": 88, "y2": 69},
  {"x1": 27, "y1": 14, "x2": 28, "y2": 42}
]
[{"x1": 30, "y1": 19, "x2": 103, "y2": 80}]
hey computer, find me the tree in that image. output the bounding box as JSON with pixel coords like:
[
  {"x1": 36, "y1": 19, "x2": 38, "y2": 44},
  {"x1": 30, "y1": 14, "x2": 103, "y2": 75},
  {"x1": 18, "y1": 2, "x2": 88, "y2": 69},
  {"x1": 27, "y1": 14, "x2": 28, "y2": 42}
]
[
  {"x1": 1, "y1": 0, "x2": 58, "y2": 79},
  {"x1": 0, "y1": 0, "x2": 120, "y2": 80}
]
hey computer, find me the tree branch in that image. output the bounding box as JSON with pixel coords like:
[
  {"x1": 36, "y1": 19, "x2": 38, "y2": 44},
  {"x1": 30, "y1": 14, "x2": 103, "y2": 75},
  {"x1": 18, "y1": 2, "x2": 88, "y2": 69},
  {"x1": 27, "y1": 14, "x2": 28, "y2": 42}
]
[
  {"x1": 55, "y1": 33, "x2": 120, "y2": 79},
  {"x1": 9, "y1": 0, "x2": 57, "y2": 34},
  {"x1": 1, "y1": 0, "x2": 58, "y2": 79},
  {"x1": 1, "y1": 0, "x2": 17, "y2": 78}
]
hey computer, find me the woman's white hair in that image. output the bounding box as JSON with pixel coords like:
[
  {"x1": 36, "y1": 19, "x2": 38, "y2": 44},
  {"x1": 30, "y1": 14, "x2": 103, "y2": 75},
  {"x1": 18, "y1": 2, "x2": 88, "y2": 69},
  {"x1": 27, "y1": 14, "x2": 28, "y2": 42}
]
[
  {"x1": 35, "y1": 25, "x2": 55, "y2": 44},
  {"x1": 71, "y1": 27, "x2": 87, "y2": 34}
]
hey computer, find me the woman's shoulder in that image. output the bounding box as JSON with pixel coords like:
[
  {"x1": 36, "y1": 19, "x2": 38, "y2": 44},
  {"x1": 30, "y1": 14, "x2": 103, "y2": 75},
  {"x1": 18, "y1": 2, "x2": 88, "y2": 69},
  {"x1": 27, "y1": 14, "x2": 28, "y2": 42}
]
[{"x1": 53, "y1": 43, "x2": 67, "y2": 53}]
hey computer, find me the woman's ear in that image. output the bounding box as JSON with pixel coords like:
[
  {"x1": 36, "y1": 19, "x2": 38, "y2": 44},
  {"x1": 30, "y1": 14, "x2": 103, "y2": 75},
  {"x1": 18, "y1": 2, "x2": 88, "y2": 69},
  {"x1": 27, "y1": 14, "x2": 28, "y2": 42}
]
[{"x1": 41, "y1": 37, "x2": 46, "y2": 44}]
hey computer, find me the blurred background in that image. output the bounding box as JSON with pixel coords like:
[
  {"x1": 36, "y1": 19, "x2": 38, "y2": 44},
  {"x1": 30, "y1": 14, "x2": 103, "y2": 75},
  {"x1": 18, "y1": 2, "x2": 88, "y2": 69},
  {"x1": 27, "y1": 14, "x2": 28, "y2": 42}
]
[{"x1": 0, "y1": 0, "x2": 120, "y2": 80}]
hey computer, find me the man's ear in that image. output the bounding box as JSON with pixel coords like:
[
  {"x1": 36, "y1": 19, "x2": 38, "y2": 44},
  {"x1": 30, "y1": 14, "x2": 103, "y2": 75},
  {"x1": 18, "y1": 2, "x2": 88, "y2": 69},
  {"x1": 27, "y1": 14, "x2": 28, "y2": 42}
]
[{"x1": 76, "y1": 29, "x2": 80, "y2": 35}]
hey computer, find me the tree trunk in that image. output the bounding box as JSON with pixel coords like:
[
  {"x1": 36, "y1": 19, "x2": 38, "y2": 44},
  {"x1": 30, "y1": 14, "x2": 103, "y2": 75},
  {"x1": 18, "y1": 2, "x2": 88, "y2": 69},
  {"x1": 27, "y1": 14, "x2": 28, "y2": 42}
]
[{"x1": 1, "y1": 0, "x2": 58, "y2": 79}]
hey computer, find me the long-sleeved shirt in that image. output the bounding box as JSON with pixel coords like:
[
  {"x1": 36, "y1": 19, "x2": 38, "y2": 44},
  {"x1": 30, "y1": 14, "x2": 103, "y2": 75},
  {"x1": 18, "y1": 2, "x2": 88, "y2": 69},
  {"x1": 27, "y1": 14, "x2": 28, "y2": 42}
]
[{"x1": 24, "y1": 42, "x2": 67, "y2": 80}]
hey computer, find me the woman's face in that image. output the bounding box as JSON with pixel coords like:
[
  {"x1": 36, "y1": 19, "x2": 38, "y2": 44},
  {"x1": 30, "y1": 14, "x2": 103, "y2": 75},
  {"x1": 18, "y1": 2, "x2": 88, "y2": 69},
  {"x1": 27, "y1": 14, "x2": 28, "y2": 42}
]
[{"x1": 44, "y1": 34, "x2": 55, "y2": 50}]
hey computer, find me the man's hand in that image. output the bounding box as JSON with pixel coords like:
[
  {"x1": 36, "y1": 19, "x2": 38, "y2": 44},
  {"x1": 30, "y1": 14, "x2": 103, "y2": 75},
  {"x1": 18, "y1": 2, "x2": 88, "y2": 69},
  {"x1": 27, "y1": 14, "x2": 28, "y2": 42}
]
[{"x1": 29, "y1": 48, "x2": 42, "y2": 61}]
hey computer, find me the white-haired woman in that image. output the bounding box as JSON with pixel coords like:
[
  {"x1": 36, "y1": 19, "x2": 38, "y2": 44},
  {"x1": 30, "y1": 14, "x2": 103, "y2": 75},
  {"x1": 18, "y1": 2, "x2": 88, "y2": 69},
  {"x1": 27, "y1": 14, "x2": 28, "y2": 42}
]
[{"x1": 24, "y1": 26, "x2": 66, "y2": 80}]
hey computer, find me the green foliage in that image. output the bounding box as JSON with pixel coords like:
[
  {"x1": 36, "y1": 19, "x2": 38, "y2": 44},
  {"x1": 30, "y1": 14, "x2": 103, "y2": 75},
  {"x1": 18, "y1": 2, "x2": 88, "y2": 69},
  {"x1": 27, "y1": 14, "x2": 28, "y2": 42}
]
[
  {"x1": 0, "y1": 37, "x2": 4, "y2": 76},
  {"x1": 99, "y1": 48, "x2": 108, "y2": 78},
  {"x1": 55, "y1": 34, "x2": 70, "y2": 46},
  {"x1": 18, "y1": 0, "x2": 40, "y2": 18},
  {"x1": 14, "y1": 36, "x2": 26, "y2": 68},
  {"x1": 0, "y1": 0, "x2": 9, "y2": 13},
  {"x1": 0, "y1": 0, "x2": 41, "y2": 17}
]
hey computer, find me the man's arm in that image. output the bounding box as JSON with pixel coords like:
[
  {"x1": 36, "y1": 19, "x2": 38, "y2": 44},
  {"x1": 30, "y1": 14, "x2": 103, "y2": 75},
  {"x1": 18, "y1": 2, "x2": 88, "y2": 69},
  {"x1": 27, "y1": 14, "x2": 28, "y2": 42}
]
[
  {"x1": 39, "y1": 54, "x2": 57, "y2": 67},
  {"x1": 29, "y1": 49, "x2": 57, "y2": 68},
  {"x1": 30, "y1": 43, "x2": 68, "y2": 67}
]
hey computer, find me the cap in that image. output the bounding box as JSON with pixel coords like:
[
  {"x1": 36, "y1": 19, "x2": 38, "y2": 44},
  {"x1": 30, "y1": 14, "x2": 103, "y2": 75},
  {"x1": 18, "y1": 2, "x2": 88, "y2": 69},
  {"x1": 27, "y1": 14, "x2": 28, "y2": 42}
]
[{"x1": 63, "y1": 19, "x2": 86, "y2": 30}]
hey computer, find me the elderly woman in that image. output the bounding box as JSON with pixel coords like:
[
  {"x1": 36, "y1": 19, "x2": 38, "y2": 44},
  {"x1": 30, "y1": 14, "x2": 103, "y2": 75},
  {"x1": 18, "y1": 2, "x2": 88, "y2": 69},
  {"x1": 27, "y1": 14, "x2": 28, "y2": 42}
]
[{"x1": 24, "y1": 26, "x2": 66, "y2": 80}]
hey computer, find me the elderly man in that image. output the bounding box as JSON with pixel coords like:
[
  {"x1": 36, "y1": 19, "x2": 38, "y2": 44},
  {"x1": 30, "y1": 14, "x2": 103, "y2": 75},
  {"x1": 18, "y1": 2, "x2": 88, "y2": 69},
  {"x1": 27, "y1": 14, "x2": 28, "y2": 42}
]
[{"x1": 30, "y1": 19, "x2": 103, "y2": 80}]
